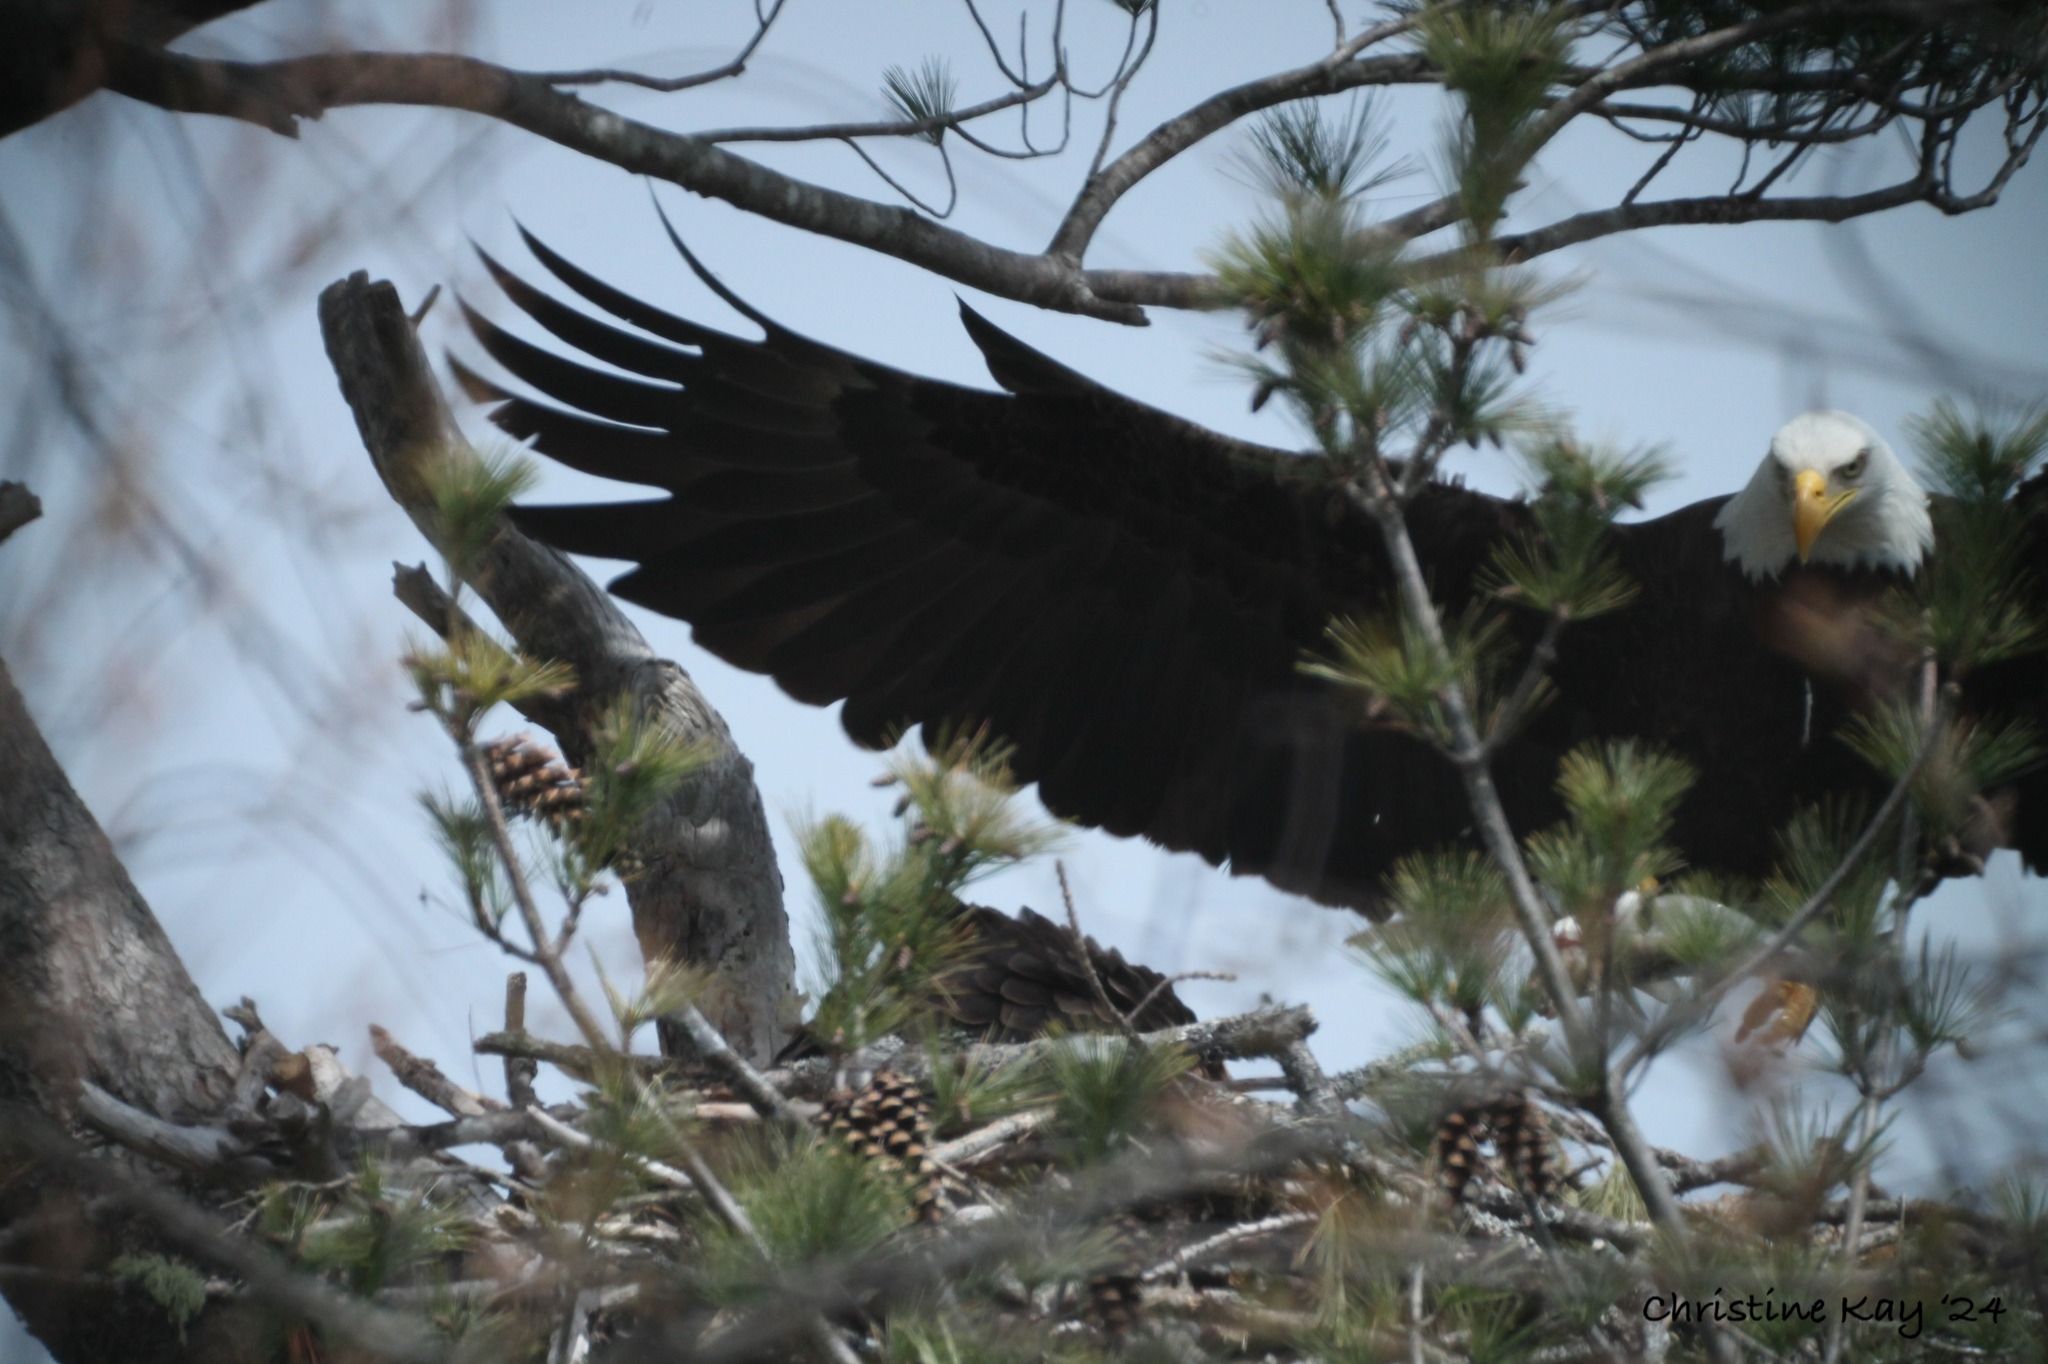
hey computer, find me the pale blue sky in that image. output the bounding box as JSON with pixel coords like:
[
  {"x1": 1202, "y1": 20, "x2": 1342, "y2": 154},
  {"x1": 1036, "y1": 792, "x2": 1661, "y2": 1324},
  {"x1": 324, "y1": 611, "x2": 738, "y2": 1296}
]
[{"x1": 4, "y1": 5, "x2": 2046, "y2": 1355}]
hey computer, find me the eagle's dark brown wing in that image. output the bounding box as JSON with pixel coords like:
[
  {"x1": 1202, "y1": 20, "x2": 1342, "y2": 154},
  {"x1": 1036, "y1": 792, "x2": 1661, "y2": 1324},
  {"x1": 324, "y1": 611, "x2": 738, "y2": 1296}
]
[
  {"x1": 1961, "y1": 463, "x2": 2048, "y2": 874},
  {"x1": 937, "y1": 904, "x2": 1196, "y2": 1039},
  {"x1": 458, "y1": 228, "x2": 1532, "y2": 913},
  {"x1": 771, "y1": 901, "x2": 1195, "y2": 1063}
]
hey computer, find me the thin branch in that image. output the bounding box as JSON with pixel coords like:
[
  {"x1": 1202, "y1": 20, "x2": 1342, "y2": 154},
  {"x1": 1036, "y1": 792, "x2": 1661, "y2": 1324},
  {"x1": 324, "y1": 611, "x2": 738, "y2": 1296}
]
[
  {"x1": 1276, "y1": 1038, "x2": 1342, "y2": 1118},
  {"x1": 696, "y1": 74, "x2": 1060, "y2": 143},
  {"x1": 662, "y1": 1002, "x2": 809, "y2": 1132},
  {"x1": 842, "y1": 135, "x2": 959, "y2": 217},
  {"x1": 454, "y1": 725, "x2": 616, "y2": 1051},
  {"x1": 1057, "y1": 860, "x2": 1142, "y2": 1041},
  {"x1": 1048, "y1": 44, "x2": 1435, "y2": 261},
  {"x1": 1139, "y1": 1210, "x2": 1317, "y2": 1282},
  {"x1": 74, "y1": 1082, "x2": 247, "y2": 1176},
  {"x1": 534, "y1": 0, "x2": 789, "y2": 94},
  {"x1": 1481, "y1": 607, "x2": 1567, "y2": 759},
  {"x1": 503, "y1": 972, "x2": 540, "y2": 1111},
  {"x1": 1122, "y1": 967, "x2": 1236, "y2": 1026},
  {"x1": 928, "y1": 1107, "x2": 1055, "y2": 1168},
  {"x1": 1823, "y1": 656, "x2": 1941, "y2": 1364},
  {"x1": 1617, "y1": 706, "x2": 1944, "y2": 1080},
  {"x1": 527, "y1": 1106, "x2": 696, "y2": 1191},
  {"x1": 475, "y1": 1028, "x2": 668, "y2": 1083},
  {"x1": 118, "y1": 7, "x2": 2038, "y2": 321},
  {"x1": 1078, "y1": 4, "x2": 1159, "y2": 180}
]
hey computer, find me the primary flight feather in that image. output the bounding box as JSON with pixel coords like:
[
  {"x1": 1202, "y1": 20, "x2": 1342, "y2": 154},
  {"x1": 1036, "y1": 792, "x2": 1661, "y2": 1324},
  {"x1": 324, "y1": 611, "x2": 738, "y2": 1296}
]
[{"x1": 456, "y1": 230, "x2": 2047, "y2": 914}]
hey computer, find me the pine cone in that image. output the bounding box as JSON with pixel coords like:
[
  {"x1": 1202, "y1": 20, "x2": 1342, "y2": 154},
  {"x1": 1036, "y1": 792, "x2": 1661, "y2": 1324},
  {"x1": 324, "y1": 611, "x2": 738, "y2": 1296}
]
[
  {"x1": 1488, "y1": 1091, "x2": 1557, "y2": 1201},
  {"x1": 1083, "y1": 1271, "x2": 1143, "y2": 1335},
  {"x1": 1082, "y1": 1213, "x2": 1146, "y2": 1335},
  {"x1": 482, "y1": 735, "x2": 586, "y2": 836},
  {"x1": 817, "y1": 1069, "x2": 942, "y2": 1224},
  {"x1": 1433, "y1": 1105, "x2": 1487, "y2": 1205}
]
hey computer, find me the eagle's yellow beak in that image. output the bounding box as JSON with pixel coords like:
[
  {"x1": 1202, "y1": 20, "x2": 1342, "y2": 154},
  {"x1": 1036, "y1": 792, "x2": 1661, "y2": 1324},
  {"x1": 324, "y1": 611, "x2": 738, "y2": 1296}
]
[{"x1": 1792, "y1": 468, "x2": 1856, "y2": 563}]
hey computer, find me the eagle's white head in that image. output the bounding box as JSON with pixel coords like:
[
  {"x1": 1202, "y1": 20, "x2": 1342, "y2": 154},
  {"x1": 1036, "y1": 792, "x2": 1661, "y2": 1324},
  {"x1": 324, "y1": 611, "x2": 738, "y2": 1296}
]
[{"x1": 1714, "y1": 410, "x2": 1933, "y2": 581}]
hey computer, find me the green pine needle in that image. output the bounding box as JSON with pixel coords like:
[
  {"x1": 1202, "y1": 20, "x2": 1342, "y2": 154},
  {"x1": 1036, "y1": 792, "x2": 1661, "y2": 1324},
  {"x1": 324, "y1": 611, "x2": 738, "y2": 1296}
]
[
  {"x1": 1891, "y1": 402, "x2": 2048, "y2": 671},
  {"x1": 1489, "y1": 437, "x2": 1672, "y2": 618},
  {"x1": 1044, "y1": 1035, "x2": 1193, "y2": 1166},
  {"x1": 1843, "y1": 702, "x2": 2042, "y2": 847},
  {"x1": 884, "y1": 57, "x2": 958, "y2": 143},
  {"x1": 695, "y1": 1135, "x2": 909, "y2": 1299},
  {"x1": 1898, "y1": 938, "x2": 1996, "y2": 1054},
  {"x1": 1237, "y1": 95, "x2": 1406, "y2": 204},
  {"x1": 426, "y1": 446, "x2": 538, "y2": 582},
  {"x1": 1418, "y1": 3, "x2": 1574, "y2": 235},
  {"x1": 1762, "y1": 796, "x2": 1891, "y2": 937},
  {"x1": 1357, "y1": 849, "x2": 1512, "y2": 1013},
  {"x1": 1541, "y1": 741, "x2": 1692, "y2": 892},
  {"x1": 1309, "y1": 604, "x2": 1514, "y2": 747},
  {"x1": 406, "y1": 631, "x2": 575, "y2": 730},
  {"x1": 570, "y1": 695, "x2": 710, "y2": 869},
  {"x1": 922, "y1": 1033, "x2": 1045, "y2": 1136},
  {"x1": 797, "y1": 738, "x2": 1055, "y2": 1054},
  {"x1": 1909, "y1": 399, "x2": 2048, "y2": 503},
  {"x1": 1211, "y1": 195, "x2": 1406, "y2": 364},
  {"x1": 109, "y1": 1254, "x2": 208, "y2": 1342},
  {"x1": 419, "y1": 789, "x2": 510, "y2": 928},
  {"x1": 297, "y1": 1161, "x2": 470, "y2": 1296}
]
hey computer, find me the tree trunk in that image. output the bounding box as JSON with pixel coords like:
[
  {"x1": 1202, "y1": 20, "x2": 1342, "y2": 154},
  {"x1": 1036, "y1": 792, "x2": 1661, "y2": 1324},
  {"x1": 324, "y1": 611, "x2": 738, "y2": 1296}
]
[
  {"x1": 0, "y1": 657, "x2": 247, "y2": 1362},
  {"x1": 318, "y1": 273, "x2": 797, "y2": 1064}
]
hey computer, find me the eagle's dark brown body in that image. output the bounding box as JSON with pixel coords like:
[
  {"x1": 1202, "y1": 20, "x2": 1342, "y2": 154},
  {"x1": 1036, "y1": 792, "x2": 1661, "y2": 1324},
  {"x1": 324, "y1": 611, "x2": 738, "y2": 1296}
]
[{"x1": 458, "y1": 230, "x2": 2048, "y2": 913}]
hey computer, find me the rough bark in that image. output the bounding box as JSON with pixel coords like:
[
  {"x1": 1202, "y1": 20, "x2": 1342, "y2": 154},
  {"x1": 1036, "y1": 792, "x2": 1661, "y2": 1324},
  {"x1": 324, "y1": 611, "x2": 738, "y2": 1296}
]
[
  {"x1": 0, "y1": 657, "x2": 248, "y2": 1362},
  {"x1": 317, "y1": 272, "x2": 796, "y2": 1065},
  {"x1": 0, "y1": 660, "x2": 239, "y2": 1121}
]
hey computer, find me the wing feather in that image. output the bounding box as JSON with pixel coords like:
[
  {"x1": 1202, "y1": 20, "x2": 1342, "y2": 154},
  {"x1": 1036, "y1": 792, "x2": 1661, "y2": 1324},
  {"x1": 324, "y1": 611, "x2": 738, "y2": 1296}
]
[{"x1": 465, "y1": 235, "x2": 1534, "y2": 912}]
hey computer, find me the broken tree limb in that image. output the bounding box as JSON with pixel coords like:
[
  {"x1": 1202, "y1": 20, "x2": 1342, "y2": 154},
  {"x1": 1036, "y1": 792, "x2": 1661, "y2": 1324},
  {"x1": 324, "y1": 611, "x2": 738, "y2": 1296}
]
[{"x1": 318, "y1": 271, "x2": 796, "y2": 1064}]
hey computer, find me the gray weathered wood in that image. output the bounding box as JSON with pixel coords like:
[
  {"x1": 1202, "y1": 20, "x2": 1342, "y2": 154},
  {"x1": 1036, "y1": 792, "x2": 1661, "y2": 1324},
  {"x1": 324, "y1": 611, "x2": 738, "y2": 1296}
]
[{"x1": 318, "y1": 271, "x2": 796, "y2": 1064}]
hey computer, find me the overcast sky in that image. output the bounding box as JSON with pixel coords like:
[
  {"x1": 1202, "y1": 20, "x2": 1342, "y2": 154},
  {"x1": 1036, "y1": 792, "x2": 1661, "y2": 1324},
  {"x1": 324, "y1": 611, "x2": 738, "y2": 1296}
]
[{"x1": 4, "y1": 5, "x2": 2047, "y2": 1355}]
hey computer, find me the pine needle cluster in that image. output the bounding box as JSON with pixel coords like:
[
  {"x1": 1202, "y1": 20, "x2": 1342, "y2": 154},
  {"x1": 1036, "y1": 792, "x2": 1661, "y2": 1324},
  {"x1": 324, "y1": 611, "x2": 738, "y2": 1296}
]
[{"x1": 798, "y1": 732, "x2": 1057, "y2": 1055}]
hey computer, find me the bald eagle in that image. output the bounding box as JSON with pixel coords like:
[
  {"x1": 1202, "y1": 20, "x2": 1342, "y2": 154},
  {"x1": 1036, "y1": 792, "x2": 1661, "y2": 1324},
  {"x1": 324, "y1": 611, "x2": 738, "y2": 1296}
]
[{"x1": 455, "y1": 231, "x2": 2047, "y2": 915}]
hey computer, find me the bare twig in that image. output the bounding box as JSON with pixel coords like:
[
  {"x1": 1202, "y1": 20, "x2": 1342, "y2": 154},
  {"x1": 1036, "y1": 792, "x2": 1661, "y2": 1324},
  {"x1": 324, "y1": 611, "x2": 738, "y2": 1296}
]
[
  {"x1": 662, "y1": 1002, "x2": 808, "y2": 1132},
  {"x1": 534, "y1": 0, "x2": 789, "y2": 94},
  {"x1": 474, "y1": 1029, "x2": 668, "y2": 1083},
  {"x1": 698, "y1": 74, "x2": 1060, "y2": 144},
  {"x1": 527, "y1": 1107, "x2": 696, "y2": 1192},
  {"x1": 1139, "y1": 1210, "x2": 1317, "y2": 1282},
  {"x1": 928, "y1": 1108, "x2": 1056, "y2": 1169},
  {"x1": 1057, "y1": 860, "x2": 1141, "y2": 1041},
  {"x1": 371, "y1": 1023, "x2": 504, "y2": 1118},
  {"x1": 503, "y1": 972, "x2": 539, "y2": 1111}
]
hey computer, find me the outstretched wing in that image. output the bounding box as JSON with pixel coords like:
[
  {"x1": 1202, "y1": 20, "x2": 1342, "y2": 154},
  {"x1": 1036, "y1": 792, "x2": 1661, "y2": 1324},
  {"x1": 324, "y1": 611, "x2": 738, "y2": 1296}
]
[
  {"x1": 457, "y1": 228, "x2": 1532, "y2": 912},
  {"x1": 1967, "y1": 465, "x2": 2048, "y2": 874}
]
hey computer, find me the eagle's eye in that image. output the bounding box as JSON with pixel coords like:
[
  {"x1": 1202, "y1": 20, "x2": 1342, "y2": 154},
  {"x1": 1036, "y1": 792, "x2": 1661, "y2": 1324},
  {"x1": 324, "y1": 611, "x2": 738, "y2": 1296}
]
[{"x1": 1839, "y1": 449, "x2": 1869, "y2": 481}]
